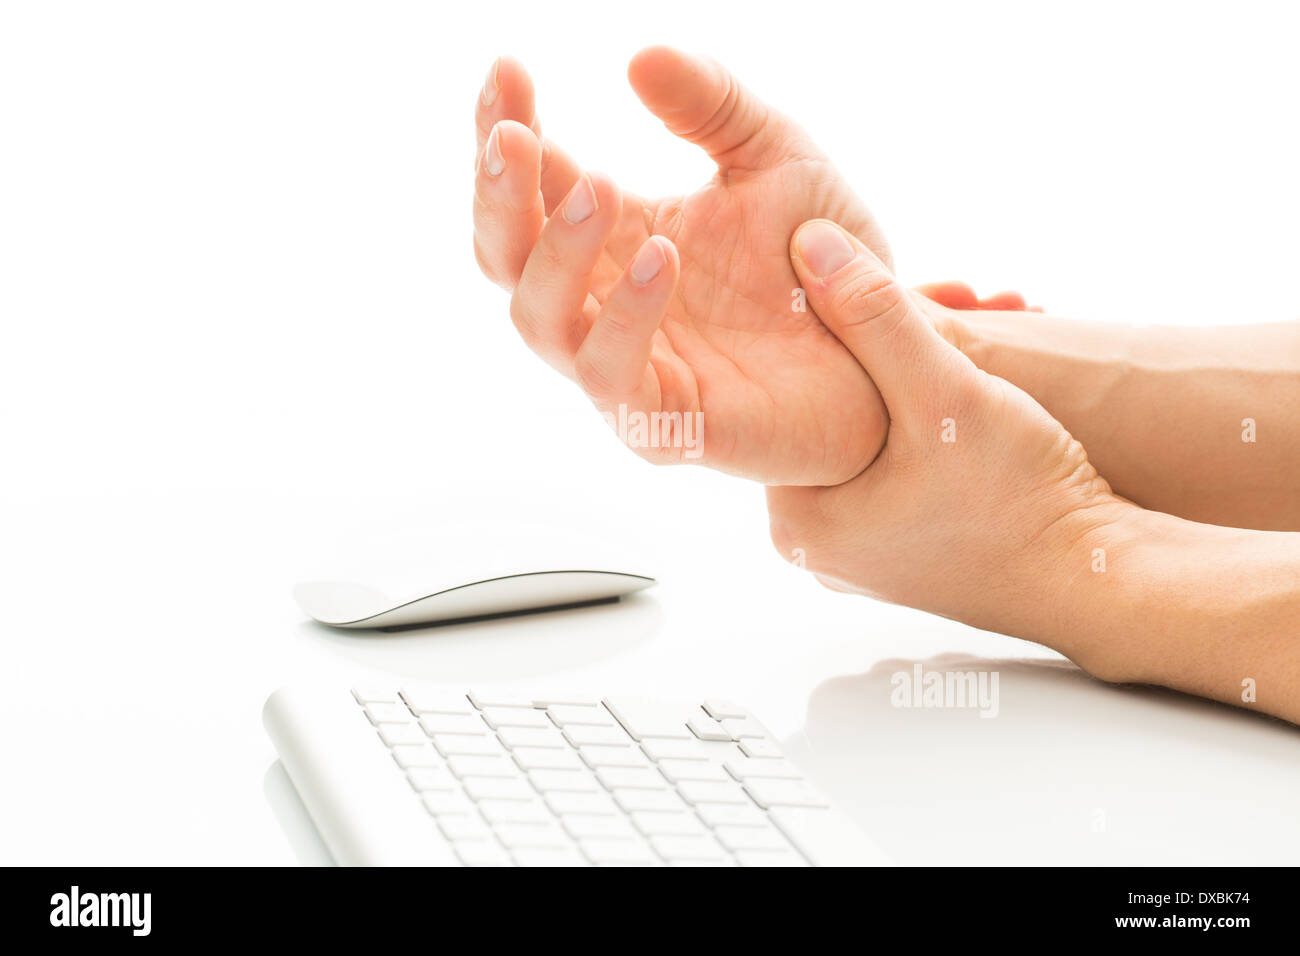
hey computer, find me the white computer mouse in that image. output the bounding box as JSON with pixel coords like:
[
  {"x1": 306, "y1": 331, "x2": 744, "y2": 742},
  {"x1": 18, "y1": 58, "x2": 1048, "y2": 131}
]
[{"x1": 293, "y1": 521, "x2": 655, "y2": 630}]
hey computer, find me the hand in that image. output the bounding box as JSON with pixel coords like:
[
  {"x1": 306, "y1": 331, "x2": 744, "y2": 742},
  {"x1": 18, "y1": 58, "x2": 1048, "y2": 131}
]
[
  {"x1": 767, "y1": 220, "x2": 1131, "y2": 668},
  {"x1": 913, "y1": 281, "x2": 1042, "y2": 313},
  {"x1": 473, "y1": 48, "x2": 894, "y2": 484}
]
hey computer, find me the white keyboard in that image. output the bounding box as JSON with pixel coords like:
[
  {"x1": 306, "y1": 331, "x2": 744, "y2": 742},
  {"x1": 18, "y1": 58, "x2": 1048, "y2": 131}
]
[{"x1": 263, "y1": 685, "x2": 885, "y2": 866}]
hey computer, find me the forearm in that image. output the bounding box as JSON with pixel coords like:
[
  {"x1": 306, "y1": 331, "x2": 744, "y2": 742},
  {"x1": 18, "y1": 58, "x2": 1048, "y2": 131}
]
[
  {"x1": 1062, "y1": 507, "x2": 1300, "y2": 724},
  {"x1": 952, "y1": 312, "x2": 1300, "y2": 530}
]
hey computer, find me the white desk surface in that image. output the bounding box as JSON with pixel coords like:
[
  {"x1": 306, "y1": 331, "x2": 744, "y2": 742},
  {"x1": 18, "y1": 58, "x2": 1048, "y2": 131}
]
[
  {"x1": 4, "y1": 473, "x2": 1297, "y2": 866},
  {"x1": 5, "y1": 3, "x2": 1300, "y2": 866}
]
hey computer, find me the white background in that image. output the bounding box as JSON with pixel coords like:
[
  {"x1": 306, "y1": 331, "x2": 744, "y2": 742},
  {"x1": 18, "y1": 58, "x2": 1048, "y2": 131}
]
[{"x1": 2, "y1": 1, "x2": 1298, "y2": 864}]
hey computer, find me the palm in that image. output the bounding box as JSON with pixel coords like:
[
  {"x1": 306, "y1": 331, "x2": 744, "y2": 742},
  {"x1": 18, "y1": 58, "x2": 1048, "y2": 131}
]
[
  {"x1": 475, "y1": 48, "x2": 897, "y2": 485},
  {"x1": 588, "y1": 159, "x2": 889, "y2": 484}
]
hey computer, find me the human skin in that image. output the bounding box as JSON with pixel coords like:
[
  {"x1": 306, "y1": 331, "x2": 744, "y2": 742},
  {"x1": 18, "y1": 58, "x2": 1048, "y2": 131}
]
[
  {"x1": 471, "y1": 50, "x2": 1300, "y2": 722},
  {"x1": 473, "y1": 47, "x2": 894, "y2": 485},
  {"x1": 772, "y1": 220, "x2": 1300, "y2": 726},
  {"x1": 473, "y1": 48, "x2": 1300, "y2": 531},
  {"x1": 935, "y1": 306, "x2": 1300, "y2": 531}
]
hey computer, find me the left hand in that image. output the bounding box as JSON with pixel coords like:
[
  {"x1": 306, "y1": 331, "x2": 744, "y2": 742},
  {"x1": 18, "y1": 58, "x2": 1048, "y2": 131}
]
[{"x1": 473, "y1": 47, "x2": 894, "y2": 484}]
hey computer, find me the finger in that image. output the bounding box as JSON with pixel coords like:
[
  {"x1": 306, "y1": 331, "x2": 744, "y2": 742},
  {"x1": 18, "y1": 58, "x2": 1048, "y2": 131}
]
[
  {"x1": 510, "y1": 172, "x2": 623, "y2": 372},
  {"x1": 790, "y1": 219, "x2": 958, "y2": 409},
  {"x1": 476, "y1": 57, "x2": 582, "y2": 213},
  {"x1": 574, "y1": 236, "x2": 679, "y2": 410},
  {"x1": 914, "y1": 281, "x2": 979, "y2": 310},
  {"x1": 979, "y1": 290, "x2": 1028, "y2": 311},
  {"x1": 626, "y1": 46, "x2": 819, "y2": 172},
  {"x1": 473, "y1": 120, "x2": 545, "y2": 289}
]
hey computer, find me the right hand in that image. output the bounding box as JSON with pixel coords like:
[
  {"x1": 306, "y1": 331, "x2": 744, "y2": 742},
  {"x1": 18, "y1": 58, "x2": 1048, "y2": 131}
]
[
  {"x1": 767, "y1": 220, "x2": 1130, "y2": 664},
  {"x1": 473, "y1": 47, "x2": 895, "y2": 485}
]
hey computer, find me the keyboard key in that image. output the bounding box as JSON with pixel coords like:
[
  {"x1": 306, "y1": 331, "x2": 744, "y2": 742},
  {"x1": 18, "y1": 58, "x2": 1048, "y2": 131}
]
[
  {"x1": 650, "y1": 835, "x2": 729, "y2": 862},
  {"x1": 735, "y1": 849, "x2": 808, "y2": 867},
  {"x1": 468, "y1": 690, "x2": 536, "y2": 709},
  {"x1": 603, "y1": 698, "x2": 694, "y2": 741},
  {"x1": 480, "y1": 707, "x2": 552, "y2": 729},
  {"x1": 530, "y1": 769, "x2": 601, "y2": 793},
  {"x1": 677, "y1": 781, "x2": 750, "y2": 805},
  {"x1": 447, "y1": 755, "x2": 516, "y2": 779},
  {"x1": 743, "y1": 779, "x2": 829, "y2": 809},
  {"x1": 562, "y1": 814, "x2": 638, "y2": 840},
  {"x1": 419, "y1": 714, "x2": 487, "y2": 736},
  {"x1": 547, "y1": 704, "x2": 614, "y2": 726},
  {"x1": 696, "y1": 802, "x2": 768, "y2": 828},
  {"x1": 720, "y1": 717, "x2": 767, "y2": 739},
  {"x1": 670, "y1": 858, "x2": 737, "y2": 868},
  {"x1": 364, "y1": 701, "x2": 414, "y2": 724},
  {"x1": 530, "y1": 695, "x2": 600, "y2": 707},
  {"x1": 632, "y1": 812, "x2": 708, "y2": 837},
  {"x1": 738, "y1": 738, "x2": 783, "y2": 759},
  {"x1": 687, "y1": 715, "x2": 733, "y2": 741},
  {"x1": 596, "y1": 766, "x2": 667, "y2": 791},
  {"x1": 401, "y1": 688, "x2": 474, "y2": 714},
  {"x1": 390, "y1": 745, "x2": 440, "y2": 769},
  {"x1": 658, "y1": 759, "x2": 730, "y2": 783},
  {"x1": 580, "y1": 745, "x2": 650, "y2": 769},
  {"x1": 453, "y1": 840, "x2": 512, "y2": 866},
  {"x1": 703, "y1": 699, "x2": 748, "y2": 720},
  {"x1": 352, "y1": 685, "x2": 399, "y2": 704},
  {"x1": 512, "y1": 747, "x2": 584, "y2": 771},
  {"x1": 579, "y1": 838, "x2": 658, "y2": 865},
  {"x1": 562, "y1": 725, "x2": 632, "y2": 748},
  {"x1": 613, "y1": 789, "x2": 687, "y2": 813},
  {"x1": 497, "y1": 726, "x2": 566, "y2": 749},
  {"x1": 337, "y1": 686, "x2": 864, "y2": 866},
  {"x1": 433, "y1": 734, "x2": 504, "y2": 757},
  {"x1": 640, "y1": 739, "x2": 731, "y2": 761},
  {"x1": 406, "y1": 766, "x2": 455, "y2": 792},
  {"x1": 438, "y1": 814, "x2": 493, "y2": 841},
  {"x1": 477, "y1": 800, "x2": 554, "y2": 825},
  {"x1": 377, "y1": 723, "x2": 426, "y2": 747},
  {"x1": 714, "y1": 825, "x2": 792, "y2": 852},
  {"x1": 463, "y1": 777, "x2": 536, "y2": 802},
  {"x1": 512, "y1": 847, "x2": 589, "y2": 867},
  {"x1": 421, "y1": 791, "x2": 475, "y2": 815},
  {"x1": 494, "y1": 821, "x2": 569, "y2": 849},
  {"x1": 545, "y1": 791, "x2": 617, "y2": 816},
  {"x1": 724, "y1": 756, "x2": 801, "y2": 780}
]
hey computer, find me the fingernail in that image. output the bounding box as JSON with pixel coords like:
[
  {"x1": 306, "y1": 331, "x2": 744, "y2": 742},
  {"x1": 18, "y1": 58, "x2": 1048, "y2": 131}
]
[
  {"x1": 484, "y1": 125, "x2": 505, "y2": 177},
  {"x1": 796, "y1": 221, "x2": 856, "y2": 277},
  {"x1": 562, "y1": 175, "x2": 598, "y2": 224},
  {"x1": 482, "y1": 59, "x2": 500, "y2": 106},
  {"x1": 630, "y1": 238, "x2": 666, "y2": 284}
]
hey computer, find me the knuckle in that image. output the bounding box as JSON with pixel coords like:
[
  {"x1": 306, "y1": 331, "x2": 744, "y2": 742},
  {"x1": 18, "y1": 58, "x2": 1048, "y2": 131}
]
[
  {"x1": 766, "y1": 488, "x2": 824, "y2": 564},
  {"x1": 508, "y1": 292, "x2": 539, "y2": 341},
  {"x1": 594, "y1": 307, "x2": 637, "y2": 344},
  {"x1": 573, "y1": 350, "x2": 619, "y2": 401},
  {"x1": 830, "y1": 270, "x2": 908, "y2": 328},
  {"x1": 532, "y1": 236, "x2": 568, "y2": 275},
  {"x1": 473, "y1": 237, "x2": 508, "y2": 289}
]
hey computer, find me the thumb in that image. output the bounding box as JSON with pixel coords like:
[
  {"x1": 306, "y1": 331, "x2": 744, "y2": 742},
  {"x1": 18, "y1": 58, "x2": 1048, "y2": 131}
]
[
  {"x1": 626, "y1": 46, "x2": 817, "y2": 172},
  {"x1": 791, "y1": 219, "x2": 954, "y2": 408}
]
